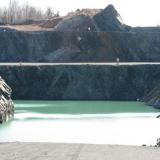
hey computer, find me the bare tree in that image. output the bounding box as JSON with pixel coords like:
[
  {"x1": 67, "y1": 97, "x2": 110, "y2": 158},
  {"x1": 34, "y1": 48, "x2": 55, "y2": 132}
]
[
  {"x1": 8, "y1": 0, "x2": 19, "y2": 24},
  {"x1": 54, "y1": 11, "x2": 60, "y2": 18},
  {"x1": 2, "y1": 8, "x2": 8, "y2": 24},
  {"x1": 46, "y1": 7, "x2": 54, "y2": 19},
  {"x1": 0, "y1": 1, "x2": 58, "y2": 24},
  {"x1": 0, "y1": 8, "x2": 8, "y2": 24}
]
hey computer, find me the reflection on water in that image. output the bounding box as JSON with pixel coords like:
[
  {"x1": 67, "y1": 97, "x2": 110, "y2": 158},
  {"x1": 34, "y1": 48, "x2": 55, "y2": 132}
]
[{"x1": 0, "y1": 101, "x2": 160, "y2": 146}]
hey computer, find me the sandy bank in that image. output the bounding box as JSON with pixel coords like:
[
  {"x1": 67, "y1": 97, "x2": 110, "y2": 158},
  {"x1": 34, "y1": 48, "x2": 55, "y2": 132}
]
[
  {"x1": 0, "y1": 143, "x2": 159, "y2": 160},
  {"x1": 0, "y1": 25, "x2": 53, "y2": 31}
]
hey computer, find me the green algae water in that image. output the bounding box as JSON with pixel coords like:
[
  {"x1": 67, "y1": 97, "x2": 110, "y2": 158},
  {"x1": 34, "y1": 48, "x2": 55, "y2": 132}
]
[{"x1": 0, "y1": 101, "x2": 160, "y2": 146}]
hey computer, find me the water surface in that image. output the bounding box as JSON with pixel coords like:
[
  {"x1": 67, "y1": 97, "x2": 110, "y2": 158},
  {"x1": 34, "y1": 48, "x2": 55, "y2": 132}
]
[{"x1": 0, "y1": 101, "x2": 160, "y2": 146}]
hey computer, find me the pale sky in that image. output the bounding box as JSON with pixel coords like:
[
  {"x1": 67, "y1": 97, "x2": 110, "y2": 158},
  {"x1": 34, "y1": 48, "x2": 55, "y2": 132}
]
[{"x1": 0, "y1": 0, "x2": 160, "y2": 27}]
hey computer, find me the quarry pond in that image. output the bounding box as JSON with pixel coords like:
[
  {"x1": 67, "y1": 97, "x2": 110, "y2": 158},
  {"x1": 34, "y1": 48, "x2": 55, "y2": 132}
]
[{"x1": 0, "y1": 101, "x2": 160, "y2": 146}]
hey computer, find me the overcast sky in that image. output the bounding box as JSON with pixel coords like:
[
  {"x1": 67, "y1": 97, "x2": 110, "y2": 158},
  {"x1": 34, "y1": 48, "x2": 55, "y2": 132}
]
[{"x1": 0, "y1": 0, "x2": 160, "y2": 27}]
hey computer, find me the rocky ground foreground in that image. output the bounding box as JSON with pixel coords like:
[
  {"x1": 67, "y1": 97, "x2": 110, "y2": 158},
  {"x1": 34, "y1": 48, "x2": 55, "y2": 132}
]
[{"x1": 0, "y1": 143, "x2": 159, "y2": 160}]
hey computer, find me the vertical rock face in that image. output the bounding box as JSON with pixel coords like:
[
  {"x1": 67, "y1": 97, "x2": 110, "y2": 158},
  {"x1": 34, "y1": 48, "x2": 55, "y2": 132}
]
[
  {"x1": 0, "y1": 65, "x2": 160, "y2": 101},
  {"x1": 0, "y1": 76, "x2": 14, "y2": 123},
  {"x1": 143, "y1": 84, "x2": 160, "y2": 109}
]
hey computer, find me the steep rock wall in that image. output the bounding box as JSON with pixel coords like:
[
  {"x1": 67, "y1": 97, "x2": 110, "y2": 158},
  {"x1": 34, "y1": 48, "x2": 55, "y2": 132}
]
[
  {"x1": 0, "y1": 65, "x2": 159, "y2": 100},
  {"x1": 143, "y1": 84, "x2": 160, "y2": 109},
  {"x1": 1, "y1": 30, "x2": 160, "y2": 62}
]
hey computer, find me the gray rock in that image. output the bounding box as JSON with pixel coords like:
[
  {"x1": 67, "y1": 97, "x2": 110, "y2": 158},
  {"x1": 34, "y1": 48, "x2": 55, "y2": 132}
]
[
  {"x1": 1, "y1": 5, "x2": 160, "y2": 62},
  {"x1": 0, "y1": 65, "x2": 160, "y2": 100},
  {"x1": 143, "y1": 83, "x2": 160, "y2": 109},
  {"x1": 156, "y1": 115, "x2": 160, "y2": 118},
  {"x1": 93, "y1": 5, "x2": 127, "y2": 31},
  {"x1": 0, "y1": 76, "x2": 14, "y2": 123},
  {"x1": 1, "y1": 31, "x2": 160, "y2": 62},
  {"x1": 54, "y1": 14, "x2": 98, "y2": 32}
]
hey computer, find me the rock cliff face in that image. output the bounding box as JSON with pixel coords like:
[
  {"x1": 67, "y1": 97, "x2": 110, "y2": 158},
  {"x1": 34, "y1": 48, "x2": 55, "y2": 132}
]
[
  {"x1": 0, "y1": 5, "x2": 160, "y2": 62},
  {"x1": 0, "y1": 76, "x2": 14, "y2": 123},
  {"x1": 1, "y1": 31, "x2": 160, "y2": 62},
  {"x1": 0, "y1": 65, "x2": 159, "y2": 100},
  {"x1": 0, "y1": 5, "x2": 160, "y2": 107},
  {"x1": 143, "y1": 84, "x2": 160, "y2": 109}
]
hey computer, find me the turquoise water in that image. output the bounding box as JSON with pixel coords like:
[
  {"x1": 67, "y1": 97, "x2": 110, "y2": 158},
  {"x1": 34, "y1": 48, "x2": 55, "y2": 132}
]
[
  {"x1": 14, "y1": 100, "x2": 159, "y2": 114},
  {"x1": 0, "y1": 101, "x2": 160, "y2": 145}
]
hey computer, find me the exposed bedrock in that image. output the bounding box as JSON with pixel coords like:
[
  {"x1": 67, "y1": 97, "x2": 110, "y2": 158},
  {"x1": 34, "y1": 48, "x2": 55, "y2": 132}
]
[
  {"x1": 0, "y1": 65, "x2": 159, "y2": 101},
  {"x1": 0, "y1": 76, "x2": 14, "y2": 123},
  {"x1": 1, "y1": 31, "x2": 160, "y2": 62},
  {"x1": 93, "y1": 4, "x2": 128, "y2": 31},
  {"x1": 1, "y1": 5, "x2": 160, "y2": 62},
  {"x1": 143, "y1": 83, "x2": 160, "y2": 109}
]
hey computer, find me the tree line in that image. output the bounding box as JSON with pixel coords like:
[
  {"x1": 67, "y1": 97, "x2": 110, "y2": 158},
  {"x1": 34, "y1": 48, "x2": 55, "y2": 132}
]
[{"x1": 0, "y1": 0, "x2": 59, "y2": 25}]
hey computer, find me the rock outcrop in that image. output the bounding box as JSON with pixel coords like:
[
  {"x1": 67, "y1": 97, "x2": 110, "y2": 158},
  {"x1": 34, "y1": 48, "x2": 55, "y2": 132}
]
[
  {"x1": 1, "y1": 5, "x2": 160, "y2": 62},
  {"x1": 93, "y1": 5, "x2": 127, "y2": 31},
  {"x1": 143, "y1": 84, "x2": 160, "y2": 109},
  {"x1": 44, "y1": 5, "x2": 128, "y2": 32},
  {"x1": 54, "y1": 15, "x2": 98, "y2": 32},
  {"x1": 0, "y1": 65, "x2": 159, "y2": 101},
  {"x1": 1, "y1": 31, "x2": 160, "y2": 62},
  {"x1": 0, "y1": 76, "x2": 14, "y2": 123}
]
